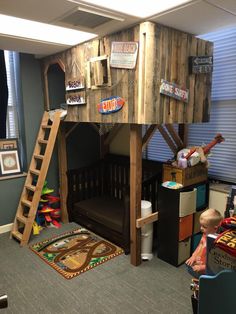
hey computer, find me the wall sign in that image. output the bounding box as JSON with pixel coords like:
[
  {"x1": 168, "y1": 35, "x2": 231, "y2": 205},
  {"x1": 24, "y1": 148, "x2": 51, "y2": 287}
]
[
  {"x1": 160, "y1": 79, "x2": 189, "y2": 103},
  {"x1": 97, "y1": 96, "x2": 125, "y2": 114},
  {"x1": 189, "y1": 56, "x2": 213, "y2": 74},
  {"x1": 66, "y1": 91, "x2": 86, "y2": 105},
  {"x1": 110, "y1": 42, "x2": 138, "y2": 69},
  {"x1": 66, "y1": 78, "x2": 85, "y2": 91},
  {"x1": 65, "y1": 74, "x2": 86, "y2": 105}
]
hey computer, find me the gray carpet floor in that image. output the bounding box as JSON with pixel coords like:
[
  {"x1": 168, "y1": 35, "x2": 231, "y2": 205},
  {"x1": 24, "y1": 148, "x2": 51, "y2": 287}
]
[{"x1": 0, "y1": 223, "x2": 193, "y2": 314}]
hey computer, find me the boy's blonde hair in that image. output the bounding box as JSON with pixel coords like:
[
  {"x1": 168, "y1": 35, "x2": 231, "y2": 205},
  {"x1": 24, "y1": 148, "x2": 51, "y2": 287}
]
[{"x1": 200, "y1": 208, "x2": 223, "y2": 227}]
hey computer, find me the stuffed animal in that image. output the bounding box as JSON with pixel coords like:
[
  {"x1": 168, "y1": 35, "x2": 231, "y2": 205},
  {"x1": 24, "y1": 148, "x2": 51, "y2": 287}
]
[{"x1": 176, "y1": 134, "x2": 224, "y2": 168}]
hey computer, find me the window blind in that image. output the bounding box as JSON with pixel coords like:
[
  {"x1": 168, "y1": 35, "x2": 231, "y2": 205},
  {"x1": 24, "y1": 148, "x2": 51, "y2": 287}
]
[
  {"x1": 188, "y1": 101, "x2": 236, "y2": 183},
  {"x1": 198, "y1": 28, "x2": 236, "y2": 101},
  {"x1": 143, "y1": 125, "x2": 177, "y2": 162},
  {"x1": 188, "y1": 27, "x2": 236, "y2": 183},
  {"x1": 4, "y1": 50, "x2": 19, "y2": 138}
]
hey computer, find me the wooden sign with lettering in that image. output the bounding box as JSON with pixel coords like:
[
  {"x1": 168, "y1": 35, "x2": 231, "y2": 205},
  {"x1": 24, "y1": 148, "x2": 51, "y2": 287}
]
[
  {"x1": 189, "y1": 56, "x2": 213, "y2": 74},
  {"x1": 110, "y1": 42, "x2": 138, "y2": 69},
  {"x1": 160, "y1": 79, "x2": 189, "y2": 103},
  {"x1": 97, "y1": 96, "x2": 125, "y2": 114}
]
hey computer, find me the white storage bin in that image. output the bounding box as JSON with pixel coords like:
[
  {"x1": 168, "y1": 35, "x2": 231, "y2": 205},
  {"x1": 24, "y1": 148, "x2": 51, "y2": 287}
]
[
  {"x1": 179, "y1": 188, "x2": 197, "y2": 217},
  {"x1": 178, "y1": 237, "x2": 191, "y2": 265}
]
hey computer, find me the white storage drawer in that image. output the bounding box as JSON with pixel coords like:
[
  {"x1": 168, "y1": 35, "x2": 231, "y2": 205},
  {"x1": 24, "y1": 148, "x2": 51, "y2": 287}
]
[
  {"x1": 179, "y1": 188, "x2": 197, "y2": 217},
  {"x1": 178, "y1": 237, "x2": 191, "y2": 265}
]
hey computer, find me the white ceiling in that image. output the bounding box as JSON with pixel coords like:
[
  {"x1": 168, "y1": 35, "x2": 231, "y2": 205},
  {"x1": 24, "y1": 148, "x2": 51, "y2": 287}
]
[{"x1": 0, "y1": 0, "x2": 236, "y2": 58}]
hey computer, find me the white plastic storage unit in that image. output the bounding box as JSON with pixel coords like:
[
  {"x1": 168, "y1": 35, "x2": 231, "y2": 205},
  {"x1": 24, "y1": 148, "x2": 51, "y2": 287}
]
[{"x1": 141, "y1": 200, "x2": 153, "y2": 260}]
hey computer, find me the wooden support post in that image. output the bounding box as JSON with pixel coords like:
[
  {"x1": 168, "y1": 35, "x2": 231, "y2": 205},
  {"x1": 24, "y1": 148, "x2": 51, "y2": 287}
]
[
  {"x1": 43, "y1": 66, "x2": 50, "y2": 111},
  {"x1": 130, "y1": 124, "x2": 142, "y2": 266},
  {"x1": 57, "y1": 123, "x2": 69, "y2": 223},
  {"x1": 178, "y1": 124, "x2": 188, "y2": 148}
]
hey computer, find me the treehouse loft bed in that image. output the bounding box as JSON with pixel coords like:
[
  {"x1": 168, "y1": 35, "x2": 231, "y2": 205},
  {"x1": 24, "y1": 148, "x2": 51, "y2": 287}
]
[{"x1": 41, "y1": 21, "x2": 213, "y2": 266}]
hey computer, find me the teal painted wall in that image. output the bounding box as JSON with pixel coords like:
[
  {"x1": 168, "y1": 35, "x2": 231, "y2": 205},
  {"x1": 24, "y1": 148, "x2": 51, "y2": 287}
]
[
  {"x1": 0, "y1": 53, "x2": 100, "y2": 226},
  {"x1": 0, "y1": 53, "x2": 44, "y2": 225}
]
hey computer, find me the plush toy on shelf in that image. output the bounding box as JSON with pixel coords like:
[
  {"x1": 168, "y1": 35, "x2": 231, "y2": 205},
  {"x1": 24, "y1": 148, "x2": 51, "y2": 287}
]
[{"x1": 175, "y1": 133, "x2": 225, "y2": 169}]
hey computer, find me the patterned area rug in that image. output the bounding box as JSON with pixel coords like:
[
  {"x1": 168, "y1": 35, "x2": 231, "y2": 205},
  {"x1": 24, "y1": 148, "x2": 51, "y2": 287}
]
[{"x1": 30, "y1": 228, "x2": 124, "y2": 279}]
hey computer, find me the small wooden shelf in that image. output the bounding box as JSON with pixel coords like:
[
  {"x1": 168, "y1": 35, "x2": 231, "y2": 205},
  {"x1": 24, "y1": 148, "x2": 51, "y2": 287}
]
[
  {"x1": 66, "y1": 85, "x2": 85, "y2": 91},
  {"x1": 66, "y1": 101, "x2": 86, "y2": 106}
]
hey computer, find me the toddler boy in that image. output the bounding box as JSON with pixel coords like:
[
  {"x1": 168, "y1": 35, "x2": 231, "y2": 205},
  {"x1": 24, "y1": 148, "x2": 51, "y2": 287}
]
[{"x1": 186, "y1": 208, "x2": 223, "y2": 278}]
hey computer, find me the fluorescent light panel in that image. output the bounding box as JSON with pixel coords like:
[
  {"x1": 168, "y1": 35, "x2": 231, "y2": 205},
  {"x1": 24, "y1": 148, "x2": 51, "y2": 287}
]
[
  {"x1": 0, "y1": 14, "x2": 97, "y2": 46},
  {"x1": 74, "y1": 0, "x2": 193, "y2": 18}
]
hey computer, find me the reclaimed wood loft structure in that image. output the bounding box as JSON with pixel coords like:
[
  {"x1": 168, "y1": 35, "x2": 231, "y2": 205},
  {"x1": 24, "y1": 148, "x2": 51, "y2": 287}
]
[{"x1": 41, "y1": 21, "x2": 213, "y2": 266}]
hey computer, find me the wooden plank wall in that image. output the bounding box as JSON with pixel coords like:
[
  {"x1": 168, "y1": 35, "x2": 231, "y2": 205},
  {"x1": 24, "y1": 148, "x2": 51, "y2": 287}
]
[
  {"x1": 139, "y1": 23, "x2": 213, "y2": 124},
  {"x1": 41, "y1": 22, "x2": 213, "y2": 125}
]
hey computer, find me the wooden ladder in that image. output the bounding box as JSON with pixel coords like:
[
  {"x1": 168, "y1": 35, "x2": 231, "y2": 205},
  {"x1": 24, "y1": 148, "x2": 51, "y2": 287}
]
[{"x1": 11, "y1": 111, "x2": 61, "y2": 246}]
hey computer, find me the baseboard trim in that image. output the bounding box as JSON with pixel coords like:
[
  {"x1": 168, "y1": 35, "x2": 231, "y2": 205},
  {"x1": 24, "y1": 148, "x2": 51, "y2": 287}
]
[{"x1": 0, "y1": 223, "x2": 13, "y2": 234}]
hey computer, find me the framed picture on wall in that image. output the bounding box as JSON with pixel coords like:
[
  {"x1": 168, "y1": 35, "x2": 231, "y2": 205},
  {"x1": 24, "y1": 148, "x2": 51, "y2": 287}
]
[
  {"x1": 0, "y1": 138, "x2": 18, "y2": 150},
  {"x1": 0, "y1": 149, "x2": 22, "y2": 176}
]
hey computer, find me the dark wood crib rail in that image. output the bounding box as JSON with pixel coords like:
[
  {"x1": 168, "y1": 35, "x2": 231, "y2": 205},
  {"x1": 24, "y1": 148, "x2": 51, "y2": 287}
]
[
  {"x1": 67, "y1": 154, "x2": 162, "y2": 253},
  {"x1": 67, "y1": 154, "x2": 162, "y2": 211}
]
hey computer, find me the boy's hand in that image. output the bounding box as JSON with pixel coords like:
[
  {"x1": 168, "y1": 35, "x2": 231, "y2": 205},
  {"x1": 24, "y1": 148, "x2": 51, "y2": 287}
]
[
  {"x1": 185, "y1": 256, "x2": 196, "y2": 266},
  {"x1": 192, "y1": 264, "x2": 204, "y2": 273}
]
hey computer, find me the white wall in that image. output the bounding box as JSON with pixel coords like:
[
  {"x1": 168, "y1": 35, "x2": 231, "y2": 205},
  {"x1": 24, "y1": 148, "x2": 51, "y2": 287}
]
[
  {"x1": 109, "y1": 124, "x2": 130, "y2": 156},
  {"x1": 209, "y1": 183, "x2": 231, "y2": 216}
]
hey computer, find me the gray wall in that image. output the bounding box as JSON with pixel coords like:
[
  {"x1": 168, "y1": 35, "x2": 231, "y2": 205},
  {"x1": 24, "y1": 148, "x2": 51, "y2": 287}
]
[
  {"x1": 0, "y1": 53, "x2": 44, "y2": 225},
  {"x1": 0, "y1": 53, "x2": 100, "y2": 226}
]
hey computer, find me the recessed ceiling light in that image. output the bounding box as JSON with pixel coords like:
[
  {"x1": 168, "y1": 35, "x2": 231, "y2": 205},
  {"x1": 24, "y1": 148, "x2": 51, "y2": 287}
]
[
  {"x1": 0, "y1": 14, "x2": 97, "y2": 46},
  {"x1": 69, "y1": 0, "x2": 193, "y2": 18}
]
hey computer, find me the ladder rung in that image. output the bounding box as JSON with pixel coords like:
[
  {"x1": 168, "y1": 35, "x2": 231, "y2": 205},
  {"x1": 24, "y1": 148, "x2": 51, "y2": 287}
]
[
  {"x1": 42, "y1": 125, "x2": 52, "y2": 129},
  {"x1": 25, "y1": 184, "x2": 36, "y2": 192},
  {"x1": 17, "y1": 214, "x2": 28, "y2": 224},
  {"x1": 21, "y1": 199, "x2": 32, "y2": 208},
  {"x1": 30, "y1": 168, "x2": 40, "y2": 176},
  {"x1": 11, "y1": 230, "x2": 23, "y2": 241},
  {"x1": 38, "y1": 139, "x2": 48, "y2": 144},
  {"x1": 34, "y1": 154, "x2": 44, "y2": 160}
]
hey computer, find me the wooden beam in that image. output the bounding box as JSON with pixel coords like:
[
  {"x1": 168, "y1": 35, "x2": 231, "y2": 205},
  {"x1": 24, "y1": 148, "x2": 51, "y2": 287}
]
[
  {"x1": 142, "y1": 124, "x2": 158, "y2": 151},
  {"x1": 165, "y1": 124, "x2": 184, "y2": 150},
  {"x1": 43, "y1": 66, "x2": 50, "y2": 111},
  {"x1": 104, "y1": 124, "x2": 122, "y2": 146},
  {"x1": 65, "y1": 123, "x2": 80, "y2": 138},
  {"x1": 178, "y1": 124, "x2": 188, "y2": 147},
  {"x1": 130, "y1": 124, "x2": 142, "y2": 266},
  {"x1": 136, "y1": 212, "x2": 158, "y2": 229},
  {"x1": 100, "y1": 134, "x2": 109, "y2": 159},
  {"x1": 90, "y1": 123, "x2": 100, "y2": 134},
  {"x1": 157, "y1": 125, "x2": 178, "y2": 154},
  {"x1": 57, "y1": 123, "x2": 69, "y2": 223}
]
